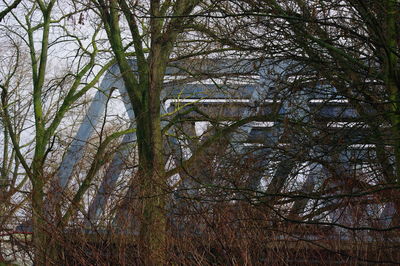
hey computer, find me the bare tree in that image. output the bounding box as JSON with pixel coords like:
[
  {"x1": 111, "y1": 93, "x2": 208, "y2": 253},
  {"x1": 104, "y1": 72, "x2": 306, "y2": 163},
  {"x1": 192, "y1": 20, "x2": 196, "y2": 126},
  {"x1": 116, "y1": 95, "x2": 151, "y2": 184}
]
[{"x1": 0, "y1": 1, "x2": 118, "y2": 263}]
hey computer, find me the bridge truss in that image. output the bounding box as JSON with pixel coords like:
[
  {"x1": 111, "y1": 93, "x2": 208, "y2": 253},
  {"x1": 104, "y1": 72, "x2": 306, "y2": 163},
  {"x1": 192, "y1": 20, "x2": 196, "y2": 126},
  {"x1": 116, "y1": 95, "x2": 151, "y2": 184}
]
[{"x1": 55, "y1": 59, "x2": 398, "y2": 246}]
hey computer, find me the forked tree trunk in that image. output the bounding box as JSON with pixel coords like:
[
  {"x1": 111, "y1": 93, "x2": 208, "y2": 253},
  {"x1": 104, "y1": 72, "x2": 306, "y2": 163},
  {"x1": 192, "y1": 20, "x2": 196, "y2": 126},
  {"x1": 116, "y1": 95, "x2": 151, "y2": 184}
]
[{"x1": 98, "y1": 1, "x2": 199, "y2": 263}]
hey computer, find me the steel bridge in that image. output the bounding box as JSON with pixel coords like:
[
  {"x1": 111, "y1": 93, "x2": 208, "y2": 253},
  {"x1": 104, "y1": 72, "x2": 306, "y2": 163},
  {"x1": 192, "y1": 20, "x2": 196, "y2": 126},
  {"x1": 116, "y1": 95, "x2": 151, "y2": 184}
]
[{"x1": 54, "y1": 59, "x2": 397, "y2": 239}]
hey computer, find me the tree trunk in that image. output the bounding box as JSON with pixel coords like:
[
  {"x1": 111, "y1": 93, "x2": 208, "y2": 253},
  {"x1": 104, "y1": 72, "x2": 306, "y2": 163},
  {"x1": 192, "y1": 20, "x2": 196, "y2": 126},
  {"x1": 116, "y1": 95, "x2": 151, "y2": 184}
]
[
  {"x1": 31, "y1": 158, "x2": 49, "y2": 265},
  {"x1": 32, "y1": 144, "x2": 59, "y2": 265},
  {"x1": 135, "y1": 108, "x2": 167, "y2": 265}
]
